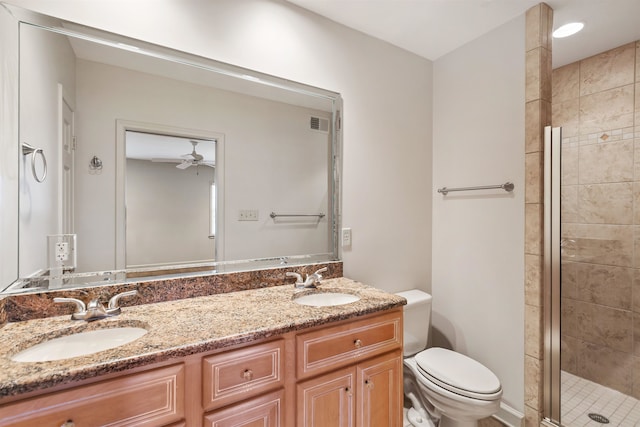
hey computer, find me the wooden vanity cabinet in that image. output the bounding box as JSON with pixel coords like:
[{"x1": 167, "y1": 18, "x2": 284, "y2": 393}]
[
  {"x1": 0, "y1": 308, "x2": 402, "y2": 427},
  {"x1": 200, "y1": 308, "x2": 403, "y2": 427},
  {"x1": 295, "y1": 308, "x2": 403, "y2": 427}
]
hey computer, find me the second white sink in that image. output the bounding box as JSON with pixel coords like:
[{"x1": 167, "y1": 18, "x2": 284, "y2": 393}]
[
  {"x1": 12, "y1": 327, "x2": 148, "y2": 363},
  {"x1": 294, "y1": 292, "x2": 360, "y2": 307}
]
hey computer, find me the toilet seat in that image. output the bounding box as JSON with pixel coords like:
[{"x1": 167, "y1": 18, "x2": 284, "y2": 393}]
[{"x1": 414, "y1": 348, "x2": 502, "y2": 401}]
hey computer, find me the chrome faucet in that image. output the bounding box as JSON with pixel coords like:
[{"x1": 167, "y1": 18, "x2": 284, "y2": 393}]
[
  {"x1": 286, "y1": 267, "x2": 328, "y2": 289},
  {"x1": 54, "y1": 290, "x2": 138, "y2": 321}
]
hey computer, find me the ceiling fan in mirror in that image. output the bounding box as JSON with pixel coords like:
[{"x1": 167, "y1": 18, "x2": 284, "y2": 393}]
[{"x1": 152, "y1": 140, "x2": 215, "y2": 170}]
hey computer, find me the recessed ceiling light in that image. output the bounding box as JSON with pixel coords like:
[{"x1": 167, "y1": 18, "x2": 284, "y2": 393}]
[{"x1": 553, "y1": 22, "x2": 584, "y2": 38}]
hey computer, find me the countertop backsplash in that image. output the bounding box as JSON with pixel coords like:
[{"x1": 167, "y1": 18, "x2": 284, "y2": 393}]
[{"x1": 0, "y1": 262, "x2": 342, "y2": 324}]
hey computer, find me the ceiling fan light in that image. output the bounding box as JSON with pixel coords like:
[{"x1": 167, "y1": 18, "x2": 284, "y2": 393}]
[{"x1": 553, "y1": 22, "x2": 584, "y2": 39}]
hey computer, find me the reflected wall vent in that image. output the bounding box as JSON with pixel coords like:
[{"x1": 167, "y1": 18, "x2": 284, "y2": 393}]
[{"x1": 310, "y1": 116, "x2": 329, "y2": 134}]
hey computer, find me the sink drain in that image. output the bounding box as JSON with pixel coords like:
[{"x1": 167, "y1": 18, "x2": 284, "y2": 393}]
[{"x1": 588, "y1": 413, "x2": 610, "y2": 424}]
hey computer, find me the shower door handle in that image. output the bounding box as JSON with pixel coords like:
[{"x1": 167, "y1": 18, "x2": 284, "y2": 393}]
[{"x1": 543, "y1": 125, "x2": 562, "y2": 424}]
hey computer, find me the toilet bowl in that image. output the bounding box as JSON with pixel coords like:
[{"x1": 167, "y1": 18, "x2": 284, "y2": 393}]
[{"x1": 396, "y1": 290, "x2": 502, "y2": 427}]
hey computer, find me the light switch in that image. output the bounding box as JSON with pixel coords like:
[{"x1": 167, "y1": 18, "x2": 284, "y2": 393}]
[
  {"x1": 239, "y1": 209, "x2": 259, "y2": 221},
  {"x1": 342, "y1": 228, "x2": 352, "y2": 246}
]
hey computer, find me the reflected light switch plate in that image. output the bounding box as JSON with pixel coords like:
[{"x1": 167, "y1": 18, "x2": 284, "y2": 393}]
[
  {"x1": 342, "y1": 228, "x2": 352, "y2": 246},
  {"x1": 239, "y1": 209, "x2": 259, "y2": 221}
]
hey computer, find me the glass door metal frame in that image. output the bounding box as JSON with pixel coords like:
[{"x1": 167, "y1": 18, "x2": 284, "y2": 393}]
[{"x1": 543, "y1": 125, "x2": 562, "y2": 425}]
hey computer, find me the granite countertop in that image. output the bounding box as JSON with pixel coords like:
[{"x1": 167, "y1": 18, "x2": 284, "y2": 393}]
[{"x1": 0, "y1": 277, "x2": 405, "y2": 399}]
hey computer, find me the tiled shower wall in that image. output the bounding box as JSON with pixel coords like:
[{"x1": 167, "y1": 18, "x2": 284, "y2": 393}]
[
  {"x1": 552, "y1": 41, "x2": 640, "y2": 397},
  {"x1": 524, "y1": 4, "x2": 552, "y2": 426}
]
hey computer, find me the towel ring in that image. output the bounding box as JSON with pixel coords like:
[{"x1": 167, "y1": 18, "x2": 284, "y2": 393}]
[{"x1": 22, "y1": 142, "x2": 47, "y2": 183}]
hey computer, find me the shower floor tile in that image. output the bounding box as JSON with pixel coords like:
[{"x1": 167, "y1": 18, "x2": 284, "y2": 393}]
[{"x1": 562, "y1": 371, "x2": 640, "y2": 426}]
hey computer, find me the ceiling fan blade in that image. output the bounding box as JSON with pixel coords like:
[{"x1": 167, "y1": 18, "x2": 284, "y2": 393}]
[
  {"x1": 181, "y1": 152, "x2": 204, "y2": 161},
  {"x1": 176, "y1": 161, "x2": 192, "y2": 169},
  {"x1": 151, "y1": 158, "x2": 182, "y2": 163}
]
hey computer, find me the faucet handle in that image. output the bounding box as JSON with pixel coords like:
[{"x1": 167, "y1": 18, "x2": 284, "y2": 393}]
[
  {"x1": 53, "y1": 297, "x2": 86, "y2": 313},
  {"x1": 286, "y1": 272, "x2": 304, "y2": 284},
  {"x1": 108, "y1": 290, "x2": 138, "y2": 310},
  {"x1": 87, "y1": 298, "x2": 104, "y2": 309},
  {"x1": 312, "y1": 267, "x2": 328, "y2": 277}
]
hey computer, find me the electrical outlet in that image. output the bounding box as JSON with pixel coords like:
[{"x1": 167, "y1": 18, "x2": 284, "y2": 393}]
[
  {"x1": 47, "y1": 234, "x2": 77, "y2": 272},
  {"x1": 342, "y1": 228, "x2": 352, "y2": 246},
  {"x1": 55, "y1": 242, "x2": 69, "y2": 261},
  {"x1": 239, "y1": 209, "x2": 259, "y2": 221}
]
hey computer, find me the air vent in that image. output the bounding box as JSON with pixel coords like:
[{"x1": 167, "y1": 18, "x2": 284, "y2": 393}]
[{"x1": 310, "y1": 116, "x2": 329, "y2": 134}]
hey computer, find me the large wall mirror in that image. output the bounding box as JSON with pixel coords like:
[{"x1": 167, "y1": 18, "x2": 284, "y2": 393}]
[{"x1": 0, "y1": 3, "x2": 342, "y2": 294}]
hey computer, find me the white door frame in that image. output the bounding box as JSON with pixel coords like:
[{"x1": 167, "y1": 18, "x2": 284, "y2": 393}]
[
  {"x1": 115, "y1": 120, "x2": 225, "y2": 270},
  {"x1": 58, "y1": 84, "x2": 75, "y2": 235}
]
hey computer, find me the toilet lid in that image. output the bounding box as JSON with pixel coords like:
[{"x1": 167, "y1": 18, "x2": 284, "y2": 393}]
[{"x1": 415, "y1": 348, "x2": 501, "y2": 399}]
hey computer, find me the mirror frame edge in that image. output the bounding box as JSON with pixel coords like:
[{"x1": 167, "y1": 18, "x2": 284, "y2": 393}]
[{"x1": 0, "y1": 3, "x2": 19, "y2": 291}]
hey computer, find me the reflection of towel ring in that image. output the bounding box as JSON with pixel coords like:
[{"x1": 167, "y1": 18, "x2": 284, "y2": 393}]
[
  {"x1": 22, "y1": 142, "x2": 47, "y2": 183},
  {"x1": 89, "y1": 155, "x2": 103, "y2": 171}
]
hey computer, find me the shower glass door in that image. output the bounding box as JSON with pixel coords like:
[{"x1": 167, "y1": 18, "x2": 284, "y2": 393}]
[{"x1": 546, "y1": 46, "x2": 639, "y2": 423}]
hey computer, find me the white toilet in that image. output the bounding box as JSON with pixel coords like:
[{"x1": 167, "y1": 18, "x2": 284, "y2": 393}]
[{"x1": 397, "y1": 289, "x2": 502, "y2": 427}]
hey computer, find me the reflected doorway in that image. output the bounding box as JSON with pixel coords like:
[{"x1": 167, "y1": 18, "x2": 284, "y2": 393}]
[
  {"x1": 114, "y1": 120, "x2": 224, "y2": 275},
  {"x1": 125, "y1": 131, "x2": 216, "y2": 269}
]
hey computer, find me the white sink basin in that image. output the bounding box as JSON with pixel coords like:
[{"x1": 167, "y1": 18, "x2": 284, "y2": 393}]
[
  {"x1": 294, "y1": 292, "x2": 360, "y2": 307},
  {"x1": 12, "y1": 327, "x2": 148, "y2": 363}
]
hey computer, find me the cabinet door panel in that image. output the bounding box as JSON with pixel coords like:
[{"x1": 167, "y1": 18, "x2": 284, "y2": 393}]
[
  {"x1": 203, "y1": 389, "x2": 284, "y2": 427},
  {"x1": 357, "y1": 352, "x2": 403, "y2": 427},
  {"x1": 297, "y1": 366, "x2": 355, "y2": 427}
]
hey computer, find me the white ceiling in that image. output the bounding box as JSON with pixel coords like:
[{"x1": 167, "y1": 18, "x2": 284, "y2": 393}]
[
  {"x1": 126, "y1": 132, "x2": 215, "y2": 163},
  {"x1": 287, "y1": 0, "x2": 640, "y2": 68}
]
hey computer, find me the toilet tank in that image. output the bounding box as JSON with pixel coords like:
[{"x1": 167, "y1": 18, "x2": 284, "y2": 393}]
[{"x1": 395, "y1": 289, "x2": 432, "y2": 357}]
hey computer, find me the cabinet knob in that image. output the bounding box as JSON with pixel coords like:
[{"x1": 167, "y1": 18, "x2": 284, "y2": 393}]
[
  {"x1": 345, "y1": 387, "x2": 352, "y2": 396},
  {"x1": 61, "y1": 421, "x2": 75, "y2": 427},
  {"x1": 365, "y1": 379, "x2": 374, "y2": 389},
  {"x1": 354, "y1": 339, "x2": 362, "y2": 348},
  {"x1": 243, "y1": 369, "x2": 254, "y2": 381}
]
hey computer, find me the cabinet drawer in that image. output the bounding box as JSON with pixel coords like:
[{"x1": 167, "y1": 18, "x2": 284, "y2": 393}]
[
  {"x1": 203, "y1": 389, "x2": 284, "y2": 427},
  {"x1": 296, "y1": 310, "x2": 402, "y2": 379},
  {"x1": 0, "y1": 363, "x2": 184, "y2": 427},
  {"x1": 202, "y1": 339, "x2": 284, "y2": 411}
]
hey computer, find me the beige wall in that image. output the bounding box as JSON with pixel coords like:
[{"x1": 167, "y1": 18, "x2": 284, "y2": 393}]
[
  {"x1": 432, "y1": 13, "x2": 525, "y2": 416},
  {"x1": 19, "y1": 23, "x2": 76, "y2": 277},
  {"x1": 553, "y1": 41, "x2": 640, "y2": 397},
  {"x1": 125, "y1": 159, "x2": 215, "y2": 268},
  {"x1": 74, "y1": 59, "x2": 331, "y2": 272}
]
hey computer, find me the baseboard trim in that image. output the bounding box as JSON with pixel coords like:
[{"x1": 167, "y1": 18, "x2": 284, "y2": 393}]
[{"x1": 494, "y1": 402, "x2": 524, "y2": 427}]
